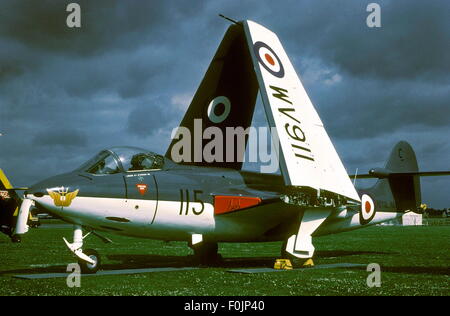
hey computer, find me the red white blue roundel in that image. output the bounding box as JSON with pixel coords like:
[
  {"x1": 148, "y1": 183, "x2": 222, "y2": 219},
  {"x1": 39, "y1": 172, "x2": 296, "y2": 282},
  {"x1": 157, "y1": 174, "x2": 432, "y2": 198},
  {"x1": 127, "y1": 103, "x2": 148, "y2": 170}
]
[
  {"x1": 360, "y1": 194, "x2": 376, "y2": 225},
  {"x1": 253, "y1": 41, "x2": 285, "y2": 78}
]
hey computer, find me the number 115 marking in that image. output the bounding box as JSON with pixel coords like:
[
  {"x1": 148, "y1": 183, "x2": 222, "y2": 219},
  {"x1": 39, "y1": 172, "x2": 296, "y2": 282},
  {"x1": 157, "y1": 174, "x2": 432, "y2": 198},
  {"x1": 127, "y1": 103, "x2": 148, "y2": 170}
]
[{"x1": 179, "y1": 189, "x2": 204, "y2": 215}]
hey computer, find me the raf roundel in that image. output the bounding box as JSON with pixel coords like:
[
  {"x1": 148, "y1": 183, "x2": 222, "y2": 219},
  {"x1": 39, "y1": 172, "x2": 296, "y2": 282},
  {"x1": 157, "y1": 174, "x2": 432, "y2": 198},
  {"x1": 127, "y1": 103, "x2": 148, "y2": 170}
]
[
  {"x1": 253, "y1": 41, "x2": 285, "y2": 78},
  {"x1": 207, "y1": 96, "x2": 231, "y2": 124},
  {"x1": 360, "y1": 194, "x2": 376, "y2": 225}
]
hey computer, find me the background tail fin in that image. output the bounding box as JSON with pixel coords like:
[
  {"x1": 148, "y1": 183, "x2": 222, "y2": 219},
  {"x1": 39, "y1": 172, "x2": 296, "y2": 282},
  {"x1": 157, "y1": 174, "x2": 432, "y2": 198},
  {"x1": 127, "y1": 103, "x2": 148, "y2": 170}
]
[
  {"x1": 385, "y1": 141, "x2": 421, "y2": 211},
  {"x1": 368, "y1": 141, "x2": 421, "y2": 212},
  {"x1": 0, "y1": 169, "x2": 21, "y2": 237},
  {"x1": 385, "y1": 141, "x2": 419, "y2": 173},
  {"x1": 356, "y1": 141, "x2": 449, "y2": 212}
]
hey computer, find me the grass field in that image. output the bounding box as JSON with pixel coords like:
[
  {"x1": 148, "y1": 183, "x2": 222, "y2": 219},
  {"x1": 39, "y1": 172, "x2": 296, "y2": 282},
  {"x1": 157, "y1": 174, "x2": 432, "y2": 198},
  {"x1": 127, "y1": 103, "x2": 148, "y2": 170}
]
[{"x1": 0, "y1": 223, "x2": 448, "y2": 296}]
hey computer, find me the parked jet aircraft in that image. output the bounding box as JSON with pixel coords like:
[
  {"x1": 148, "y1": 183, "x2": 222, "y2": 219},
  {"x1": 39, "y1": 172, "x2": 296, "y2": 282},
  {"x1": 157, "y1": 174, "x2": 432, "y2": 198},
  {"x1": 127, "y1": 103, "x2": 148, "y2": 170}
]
[{"x1": 1, "y1": 19, "x2": 449, "y2": 273}]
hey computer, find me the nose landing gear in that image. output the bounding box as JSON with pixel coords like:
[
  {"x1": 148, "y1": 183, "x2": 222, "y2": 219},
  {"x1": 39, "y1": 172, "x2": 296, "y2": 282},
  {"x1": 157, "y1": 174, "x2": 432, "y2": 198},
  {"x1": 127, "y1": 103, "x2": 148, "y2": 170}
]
[{"x1": 63, "y1": 225, "x2": 101, "y2": 274}]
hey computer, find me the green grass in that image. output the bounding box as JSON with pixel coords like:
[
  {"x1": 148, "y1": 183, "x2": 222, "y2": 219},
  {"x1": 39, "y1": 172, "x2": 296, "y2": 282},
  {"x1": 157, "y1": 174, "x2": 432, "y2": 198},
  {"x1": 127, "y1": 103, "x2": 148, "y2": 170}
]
[{"x1": 0, "y1": 223, "x2": 448, "y2": 296}]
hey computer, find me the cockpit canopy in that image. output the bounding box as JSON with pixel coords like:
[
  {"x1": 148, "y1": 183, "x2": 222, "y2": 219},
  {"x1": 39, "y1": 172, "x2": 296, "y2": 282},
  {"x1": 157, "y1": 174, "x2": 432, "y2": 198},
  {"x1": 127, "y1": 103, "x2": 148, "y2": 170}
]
[{"x1": 78, "y1": 146, "x2": 165, "y2": 175}]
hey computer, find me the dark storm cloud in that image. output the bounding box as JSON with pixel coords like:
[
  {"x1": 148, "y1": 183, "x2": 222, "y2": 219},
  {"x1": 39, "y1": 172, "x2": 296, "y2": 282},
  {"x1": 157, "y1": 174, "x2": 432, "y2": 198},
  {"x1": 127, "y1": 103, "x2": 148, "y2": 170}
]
[
  {"x1": 0, "y1": 0, "x2": 190, "y2": 57},
  {"x1": 0, "y1": 0, "x2": 448, "y2": 207},
  {"x1": 308, "y1": 77, "x2": 450, "y2": 139},
  {"x1": 0, "y1": 38, "x2": 39, "y2": 82},
  {"x1": 0, "y1": 0, "x2": 212, "y2": 94},
  {"x1": 126, "y1": 96, "x2": 176, "y2": 137},
  {"x1": 33, "y1": 128, "x2": 88, "y2": 147},
  {"x1": 273, "y1": 0, "x2": 450, "y2": 81}
]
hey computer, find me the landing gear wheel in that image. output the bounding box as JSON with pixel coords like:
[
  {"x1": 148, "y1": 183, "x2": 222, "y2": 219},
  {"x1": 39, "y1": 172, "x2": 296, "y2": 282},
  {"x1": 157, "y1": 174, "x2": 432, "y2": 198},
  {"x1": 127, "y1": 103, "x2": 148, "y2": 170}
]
[
  {"x1": 78, "y1": 249, "x2": 100, "y2": 274},
  {"x1": 280, "y1": 240, "x2": 291, "y2": 259},
  {"x1": 11, "y1": 234, "x2": 21, "y2": 243},
  {"x1": 192, "y1": 242, "x2": 222, "y2": 265}
]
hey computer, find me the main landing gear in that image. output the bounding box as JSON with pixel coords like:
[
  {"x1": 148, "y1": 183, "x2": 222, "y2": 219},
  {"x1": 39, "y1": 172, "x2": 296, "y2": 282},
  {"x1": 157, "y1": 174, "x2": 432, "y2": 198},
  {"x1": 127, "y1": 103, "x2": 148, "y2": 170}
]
[
  {"x1": 63, "y1": 225, "x2": 101, "y2": 274},
  {"x1": 279, "y1": 208, "x2": 332, "y2": 269},
  {"x1": 189, "y1": 239, "x2": 222, "y2": 265},
  {"x1": 280, "y1": 240, "x2": 315, "y2": 268}
]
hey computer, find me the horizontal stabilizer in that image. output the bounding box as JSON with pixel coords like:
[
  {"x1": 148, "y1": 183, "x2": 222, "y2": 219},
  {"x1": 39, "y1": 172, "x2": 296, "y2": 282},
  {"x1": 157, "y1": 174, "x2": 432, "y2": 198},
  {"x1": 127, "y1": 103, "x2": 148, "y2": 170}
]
[{"x1": 350, "y1": 168, "x2": 450, "y2": 179}]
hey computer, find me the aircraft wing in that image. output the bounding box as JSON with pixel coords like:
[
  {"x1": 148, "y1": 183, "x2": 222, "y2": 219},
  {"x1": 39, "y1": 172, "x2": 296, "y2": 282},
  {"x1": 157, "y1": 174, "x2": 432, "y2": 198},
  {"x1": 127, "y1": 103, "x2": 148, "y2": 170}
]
[
  {"x1": 243, "y1": 20, "x2": 360, "y2": 202},
  {"x1": 165, "y1": 23, "x2": 259, "y2": 170}
]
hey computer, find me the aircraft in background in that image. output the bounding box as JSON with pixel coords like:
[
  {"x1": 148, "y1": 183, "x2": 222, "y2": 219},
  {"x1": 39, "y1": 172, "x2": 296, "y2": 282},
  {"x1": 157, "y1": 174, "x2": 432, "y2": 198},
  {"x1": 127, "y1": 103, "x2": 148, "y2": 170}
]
[{"x1": 1, "y1": 19, "x2": 449, "y2": 273}]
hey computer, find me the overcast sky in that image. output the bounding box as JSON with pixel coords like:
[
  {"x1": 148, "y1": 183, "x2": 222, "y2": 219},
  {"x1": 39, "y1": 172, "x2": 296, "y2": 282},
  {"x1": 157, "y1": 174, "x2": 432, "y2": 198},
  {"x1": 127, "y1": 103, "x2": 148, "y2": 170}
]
[{"x1": 0, "y1": 0, "x2": 448, "y2": 208}]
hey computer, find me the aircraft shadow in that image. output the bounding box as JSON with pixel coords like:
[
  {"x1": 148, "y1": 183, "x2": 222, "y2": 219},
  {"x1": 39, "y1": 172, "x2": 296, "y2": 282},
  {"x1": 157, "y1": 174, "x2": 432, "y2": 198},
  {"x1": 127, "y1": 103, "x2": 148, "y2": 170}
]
[
  {"x1": 314, "y1": 250, "x2": 396, "y2": 257},
  {"x1": 0, "y1": 254, "x2": 278, "y2": 275},
  {"x1": 0, "y1": 265, "x2": 74, "y2": 276},
  {"x1": 1, "y1": 252, "x2": 447, "y2": 276},
  {"x1": 379, "y1": 266, "x2": 450, "y2": 276},
  {"x1": 105, "y1": 250, "x2": 397, "y2": 270},
  {"x1": 105, "y1": 254, "x2": 276, "y2": 270}
]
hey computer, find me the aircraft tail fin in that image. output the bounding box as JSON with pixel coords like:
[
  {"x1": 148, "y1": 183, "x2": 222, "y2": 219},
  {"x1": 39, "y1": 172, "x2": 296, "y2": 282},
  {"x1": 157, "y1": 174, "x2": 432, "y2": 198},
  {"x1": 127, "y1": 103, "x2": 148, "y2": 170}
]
[
  {"x1": 165, "y1": 23, "x2": 259, "y2": 169},
  {"x1": 349, "y1": 141, "x2": 450, "y2": 212},
  {"x1": 0, "y1": 169, "x2": 21, "y2": 237},
  {"x1": 362, "y1": 141, "x2": 422, "y2": 212},
  {"x1": 352, "y1": 141, "x2": 450, "y2": 212},
  {"x1": 384, "y1": 141, "x2": 421, "y2": 211}
]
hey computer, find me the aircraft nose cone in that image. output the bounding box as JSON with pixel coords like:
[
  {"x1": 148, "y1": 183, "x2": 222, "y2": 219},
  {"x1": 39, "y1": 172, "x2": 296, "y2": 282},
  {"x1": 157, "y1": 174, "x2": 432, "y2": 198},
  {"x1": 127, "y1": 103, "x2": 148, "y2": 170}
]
[
  {"x1": 24, "y1": 172, "x2": 81, "y2": 214},
  {"x1": 25, "y1": 181, "x2": 55, "y2": 199},
  {"x1": 25, "y1": 172, "x2": 78, "y2": 200},
  {"x1": 25, "y1": 188, "x2": 45, "y2": 198}
]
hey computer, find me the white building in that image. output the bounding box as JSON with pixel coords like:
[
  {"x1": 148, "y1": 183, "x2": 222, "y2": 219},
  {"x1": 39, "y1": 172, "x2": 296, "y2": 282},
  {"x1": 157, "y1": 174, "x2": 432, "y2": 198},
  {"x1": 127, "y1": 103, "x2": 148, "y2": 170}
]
[{"x1": 401, "y1": 212, "x2": 422, "y2": 226}]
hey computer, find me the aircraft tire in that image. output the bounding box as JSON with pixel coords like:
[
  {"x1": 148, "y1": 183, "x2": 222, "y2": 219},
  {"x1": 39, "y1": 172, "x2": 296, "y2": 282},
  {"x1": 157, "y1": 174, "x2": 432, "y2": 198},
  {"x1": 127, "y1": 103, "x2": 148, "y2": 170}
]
[
  {"x1": 11, "y1": 234, "x2": 21, "y2": 243},
  {"x1": 78, "y1": 249, "x2": 101, "y2": 274},
  {"x1": 192, "y1": 242, "x2": 222, "y2": 264},
  {"x1": 280, "y1": 240, "x2": 290, "y2": 258}
]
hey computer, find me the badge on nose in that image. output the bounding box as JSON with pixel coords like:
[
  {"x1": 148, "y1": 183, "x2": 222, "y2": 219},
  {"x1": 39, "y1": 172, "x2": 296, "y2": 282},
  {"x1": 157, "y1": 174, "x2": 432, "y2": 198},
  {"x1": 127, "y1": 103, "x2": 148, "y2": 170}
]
[{"x1": 47, "y1": 187, "x2": 79, "y2": 207}]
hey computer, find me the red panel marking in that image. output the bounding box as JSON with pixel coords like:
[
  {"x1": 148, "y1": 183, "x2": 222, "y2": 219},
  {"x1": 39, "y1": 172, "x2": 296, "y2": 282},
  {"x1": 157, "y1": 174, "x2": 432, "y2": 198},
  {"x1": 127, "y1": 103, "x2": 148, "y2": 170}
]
[
  {"x1": 214, "y1": 196, "x2": 262, "y2": 215},
  {"x1": 365, "y1": 201, "x2": 371, "y2": 213},
  {"x1": 136, "y1": 184, "x2": 148, "y2": 196},
  {"x1": 265, "y1": 53, "x2": 275, "y2": 66}
]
